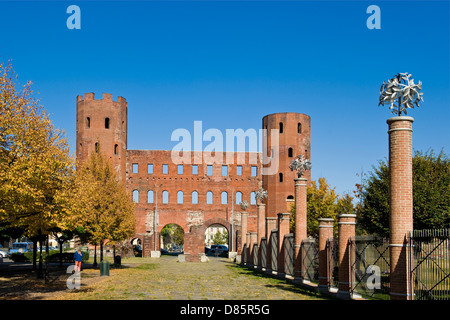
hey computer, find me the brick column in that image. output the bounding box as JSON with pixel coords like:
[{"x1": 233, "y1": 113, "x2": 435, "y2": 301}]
[
  {"x1": 337, "y1": 214, "x2": 356, "y2": 299},
  {"x1": 265, "y1": 217, "x2": 277, "y2": 273},
  {"x1": 246, "y1": 233, "x2": 252, "y2": 264},
  {"x1": 294, "y1": 177, "x2": 307, "y2": 278},
  {"x1": 387, "y1": 116, "x2": 414, "y2": 300},
  {"x1": 240, "y1": 212, "x2": 248, "y2": 253},
  {"x1": 257, "y1": 203, "x2": 266, "y2": 246},
  {"x1": 277, "y1": 213, "x2": 291, "y2": 275},
  {"x1": 318, "y1": 218, "x2": 334, "y2": 293}
]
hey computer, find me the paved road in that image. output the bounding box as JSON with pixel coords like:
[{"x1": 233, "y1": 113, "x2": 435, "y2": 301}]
[{"x1": 53, "y1": 255, "x2": 327, "y2": 300}]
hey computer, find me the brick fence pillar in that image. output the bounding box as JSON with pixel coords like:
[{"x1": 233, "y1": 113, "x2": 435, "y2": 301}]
[
  {"x1": 337, "y1": 214, "x2": 356, "y2": 299},
  {"x1": 277, "y1": 212, "x2": 291, "y2": 276},
  {"x1": 246, "y1": 233, "x2": 251, "y2": 264},
  {"x1": 257, "y1": 203, "x2": 266, "y2": 246},
  {"x1": 318, "y1": 218, "x2": 334, "y2": 293},
  {"x1": 265, "y1": 217, "x2": 277, "y2": 273},
  {"x1": 294, "y1": 177, "x2": 307, "y2": 278},
  {"x1": 387, "y1": 116, "x2": 414, "y2": 300},
  {"x1": 240, "y1": 212, "x2": 248, "y2": 254}
]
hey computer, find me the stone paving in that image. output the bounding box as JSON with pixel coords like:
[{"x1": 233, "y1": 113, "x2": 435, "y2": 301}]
[{"x1": 52, "y1": 255, "x2": 328, "y2": 300}]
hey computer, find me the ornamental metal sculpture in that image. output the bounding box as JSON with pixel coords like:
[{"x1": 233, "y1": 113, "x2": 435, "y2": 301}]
[
  {"x1": 240, "y1": 200, "x2": 249, "y2": 211},
  {"x1": 379, "y1": 72, "x2": 423, "y2": 116},
  {"x1": 254, "y1": 187, "x2": 268, "y2": 203},
  {"x1": 289, "y1": 155, "x2": 312, "y2": 178}
]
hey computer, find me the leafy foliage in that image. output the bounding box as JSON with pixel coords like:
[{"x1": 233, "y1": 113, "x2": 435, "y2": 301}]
[{"x1": 356, "y1": 150, "x2": 450, "y2": 235}]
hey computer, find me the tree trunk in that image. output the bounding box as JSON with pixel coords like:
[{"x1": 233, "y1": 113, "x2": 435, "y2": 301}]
[
  {"x1": 37, "y1": 237, "x2": 43, "y2": 279},
  {"x1": 100, "y1": 242, "x2": 103, "y2": 262},
  {"x1": 93, "y1": 244, "x2": 98, "y2": 268}
]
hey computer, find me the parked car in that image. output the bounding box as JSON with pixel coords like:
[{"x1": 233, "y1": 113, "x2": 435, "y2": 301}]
[
  {"x1": 210, "y1": 244, "x2": 229, "y2": 255},
  {"x1": 8, "y1": 242, "x2": 34, "y2": 255},
  {"x1": 0, "y1": 250, "x2": 8, "y2": 258}
]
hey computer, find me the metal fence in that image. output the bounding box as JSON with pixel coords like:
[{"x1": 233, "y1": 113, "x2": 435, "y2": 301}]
[
  {"x1": 283, "y1": 234, "x2": 295, "y2": 276},
  {"x1": 270, "y1": 230, "x2": 278, "y2": 272},
  {"x1": 252, "y1": 243, "x2": 258, "y2": 266},
  {"x1": 410, "y1": 229, "x2": 450, "y2": 300},
  {"x1": 260, "y1": 238, "x2": 267, "y2": 269},
  {"x1": 301, "y1": 238, "x2": 319, "y2": 283},
  {"x1": 241, "y1": 243, "x2": 247, "y2": 264},
  {"x1": 350, "y1": 235, "x2": 390, "y2": 300},
  {"x1": 326, "y1": 238, "x2": 339, "y2": 288}
]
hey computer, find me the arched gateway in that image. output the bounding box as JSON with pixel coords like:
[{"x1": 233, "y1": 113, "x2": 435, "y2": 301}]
[{"x1": 75, "y1": 93, "x2": 311, "y2": 262}]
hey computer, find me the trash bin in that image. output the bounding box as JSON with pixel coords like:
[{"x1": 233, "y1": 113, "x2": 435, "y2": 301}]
[
  {"x1": 99, "y1": 260, "x2": 110, "y2": 276},
  {"x1": 114, "y1": 255, "x2": 121, "y2": 266}
]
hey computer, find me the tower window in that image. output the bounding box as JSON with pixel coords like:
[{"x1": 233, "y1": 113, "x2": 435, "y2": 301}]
[
  {"x1": 279, "y1": 172, "x2": 283, "y2": 182},
  {"x1": 86, "y1": 117, "x2": 90, "y2": 128},
  {"x1": 288, "y1": 148, "x2": 293, "y2": 158},
  {"x1": 105, "y1": 117, "x2": 110, "y2": 129},
  {"x1": 279, "y1": 122, "x2": 283, "y2": 133},
  {"x1": 95, "y1": 142, "x2": 99, "y2": 153},
  {"x1": 114, "y1": 144, "x2": 118, "y2": 155},
  {"x1": 298, "y1": 122, "x2": 302, "y2": 134}
]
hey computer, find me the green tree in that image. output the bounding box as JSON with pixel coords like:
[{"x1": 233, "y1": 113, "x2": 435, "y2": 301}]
[
  {"x1": 161, "y1": 224, "x2": 184, "y2": 249},
  {"x1": 356, "y1": 149, "x2": 450, "y2": 235},
  {"x1": 212, "y1": 230, "x2": 227, "y2": 245}
]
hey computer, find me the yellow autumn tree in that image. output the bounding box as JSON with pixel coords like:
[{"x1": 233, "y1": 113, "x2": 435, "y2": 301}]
[
  {"x1": 0, "y1": 61, "x2": 74, "y2": 242},
  {"x1": 0, "y1": 61, "x2": 75, "y2": 279},
  {"x1": 70, "y1": 147, "x2": 135, "y2": 265}
]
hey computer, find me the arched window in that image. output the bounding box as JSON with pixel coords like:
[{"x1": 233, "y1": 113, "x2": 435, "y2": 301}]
[
  {"x1": 279, "y1": 172, "x2": 283, "y2": 182},
  {"x1": 192, "y1": 191, "x2": 198, "y2": 204},
  {"x1": 162, "y1": 190, "x2": 169, "y2": 204},
  {"x1": 236, "y1": 191, "x2": 242, "y2": 205},
  {"x1": 221, "y1": 191, "x2": 228, "y2": 204},
  {"x1": 147, "y1": 190, "x2": 154, "y2": 203},
  {"x1": 86, "y1": 117, "x2": 90, "y2": 128},
  {"x1": 298, "y1": 122, "x2": 302, "y2": 134},
  {"x1": 287, "y1": 195, "x2": 294, "y2": 200},
  {"x1": 105, "y1": 117, "x2": 110, "y2": 129},
  {"x1": 207, "y1": 191, "x2": 213, "y2": 204},
  {"x1": 95, "y1": 142, "x2": 99, "y2": 153},
  {"x1": 288, "y1": 147, "x2": 293, "y2": 158},
  {"x1": 177, "y1": 191, "x2": 183, "y2": 204},
  {"x1": 279, "y1": 122, "x2": 283, "y2": 133},
  {"x1": 132, "y1": 190, "x2": 139, "y2": 203},
  {"x1": 114, "y1": 144, "x2": 119, "y2": 155},
  {"x1": 250, "y1": 192, "x2": 256, "y2": 205}
]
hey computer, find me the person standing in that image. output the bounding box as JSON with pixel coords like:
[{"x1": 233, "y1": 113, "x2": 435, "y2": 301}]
[{"x1": 74, "y1": 248, "x2": 83, "y2": 272}]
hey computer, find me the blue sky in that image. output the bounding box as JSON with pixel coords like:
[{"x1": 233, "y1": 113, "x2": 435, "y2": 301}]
[{"x1": 0, "y1": 1, "x2": 449, "y2": 196}]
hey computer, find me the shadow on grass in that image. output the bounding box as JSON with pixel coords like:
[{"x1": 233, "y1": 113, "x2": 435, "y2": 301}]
[{"x1": 224, "y1": 261, "x2": 334, "y2": 300}]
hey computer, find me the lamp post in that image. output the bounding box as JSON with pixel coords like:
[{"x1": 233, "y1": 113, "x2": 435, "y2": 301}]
[{"x1": 153, "y1": 184, "x2": 162, "y2": 252}]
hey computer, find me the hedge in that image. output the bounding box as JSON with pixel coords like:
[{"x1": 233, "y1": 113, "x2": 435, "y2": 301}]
[{"x1": 10, "y1": 250, "x2": 89, "y2": 263}]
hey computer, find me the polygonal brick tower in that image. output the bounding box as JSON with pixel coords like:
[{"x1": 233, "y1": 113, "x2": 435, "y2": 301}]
[
  {"x1": 76, "y1": 92, "x2": 128, "y2": 182},
  {"x1": 262, "y1": 112, "x2": 311, "y2": 218}
]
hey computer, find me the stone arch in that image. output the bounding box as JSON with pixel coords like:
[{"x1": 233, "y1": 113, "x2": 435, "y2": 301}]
[{"x1": 183, "y1": 217, "x2": 233, "y2": 262}]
